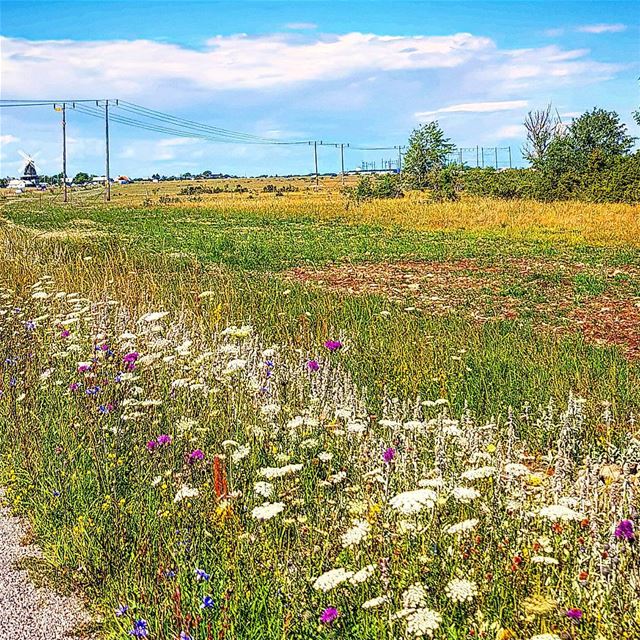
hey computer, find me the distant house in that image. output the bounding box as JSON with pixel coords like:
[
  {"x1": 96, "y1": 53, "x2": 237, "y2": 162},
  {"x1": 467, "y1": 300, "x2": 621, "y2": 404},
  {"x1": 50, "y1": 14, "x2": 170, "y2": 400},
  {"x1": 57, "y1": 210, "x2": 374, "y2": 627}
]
[
  {"x1": 92, "y1": 176, "x2": 108, "y2": 184},
  {"x1": 8, "y1": 179, "x2": 26, "y2": 190},
  {"x1": 116, "y1": 176, "x2": 132, "y2": 184}
]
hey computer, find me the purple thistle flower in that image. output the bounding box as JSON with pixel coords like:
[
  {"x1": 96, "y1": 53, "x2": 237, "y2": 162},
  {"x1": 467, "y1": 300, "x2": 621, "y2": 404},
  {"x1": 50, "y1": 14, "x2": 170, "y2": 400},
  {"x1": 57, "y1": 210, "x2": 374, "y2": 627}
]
[
  {"x1": 77, "y1": 363, "x2": 91, "y2": 373},
  {"x1": 156, "y1": 434, "x2": 172, "y2": 446},
  {"x1": 123, "y1": 351, "x2": 139, "y2": 364},
  {"x1": 320, "y1": 607, "x2": 339, "y2": 624},
  {"x1": 128, "y1": 619, "x2": 148, "y2": 638},
  {"x1": 614, "y1": 519, "x2": 635, "y2": 541},
  {"x1": 60, "y1": 329, "x2": 71, "y2": 338},
  {"x1": 306, "y1": 359, "x2": 320, "y2": 372},
  {"x1": 146, "y1": 440, "x2": 158, "y2": 452},
  {"x1": 566, "y1": 608, "x2": 583, "y2": 621},
  {"x1": 115, "y1": 604, "x2": 129, "y2": 617},
  {"x1": 188, "y1": 449, "x2": 204, "y2": 463},
  {"x1": 383, "y1": 447, "x2": 396, "y2": 463},
  {"x1": 68, "y1": 382, "x2": 80, "y2": 392},
  {"x1": 200, "y1": 595, "x2": 214, "y2": 609},
  {"x1": 324, "y1": 340, "x2": 343, "y2": 352}
]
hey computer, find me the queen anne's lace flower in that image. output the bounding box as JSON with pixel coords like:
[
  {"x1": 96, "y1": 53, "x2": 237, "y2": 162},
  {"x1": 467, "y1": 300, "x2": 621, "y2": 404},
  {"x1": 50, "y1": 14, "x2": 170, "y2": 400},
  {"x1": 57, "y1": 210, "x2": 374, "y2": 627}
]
[
  {"x1": 461, "y1": 466, "x2": 496, "y2": 481},
  {"x1": 341, "y1": 520, "x2": 370, "y2": 548},
  {"x1": 251, "y1": 502, "x2": 285, "y2": 521},
  {"x1": 312, "y1": 568, "x2": 354, "y2": 592},
  {"x1": 362, "y1": 595, "x2": 389, "y2": 609},
  {"x1": 389, "y1": 489, "x2": 437, "y2": 514},
  {"x1": 405, "y1": 608, "x2": 442, "y2": 637},
  {"x1": 452, "y1": 486, "x2": 480, "y2": 503},
  {"x1": 539, "y1": 504, "x2": 583, "y2": 521},
  {"x1": 531, "y1": 556, "x2": 559, "y2": 565},
  {"x1": 349, "y1": 564, "x2": 376, "y2": 585},
  {"x1": 259, "y1": 464, "x2": 303, "y2": 479},
  {"x1": 402, "y1": 583, "x2": 428, "y2": 609},
  {"x1": 445, "y1": 578, "x2": 478, "y2": 603},
  {"x1": 254, "y1": 481, "x2": 274, "y2": 498},
  {"x1": 173, "y1": 485, "x2": 199, "y2": 503},
  {"x1": 446, "y1": 519, "x2": 479, "y2": 535}
]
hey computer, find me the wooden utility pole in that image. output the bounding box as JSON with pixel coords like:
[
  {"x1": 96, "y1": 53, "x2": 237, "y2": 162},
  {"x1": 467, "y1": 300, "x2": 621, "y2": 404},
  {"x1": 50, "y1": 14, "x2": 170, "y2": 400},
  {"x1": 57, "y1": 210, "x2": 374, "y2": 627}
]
[
  {"x1": 476, "y1": 145, "x2": 479, "y2": 167},
  {"x1": 494, "y1": 147, "x2": 498, "y2": 169},
  {"x1": 61, "y1": 104, "x2": 68, "y2": 203},
  {"x1": 105, "y1": 100, "x2": 111, "y2": 201},
  {"x1": 313, "y1": 141, "x2": 319, "y2": 188},
  {"x1": 508, "y1": 146, "x2": 512, "y2": 169},
  {"x1": 340, "y1": 143, "x2": 345, "y2": 185}
]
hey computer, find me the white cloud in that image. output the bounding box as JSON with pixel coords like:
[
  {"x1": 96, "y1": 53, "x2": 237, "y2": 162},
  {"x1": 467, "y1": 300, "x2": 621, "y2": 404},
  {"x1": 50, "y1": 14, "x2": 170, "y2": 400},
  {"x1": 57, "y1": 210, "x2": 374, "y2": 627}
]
[
  {"x1": 577, "y1": 23, "x2": 626, "y2": 34},
  {"x1": 543, "y1": 28, "x2": 565, "y2": 37},
  {"x1": 416, "y1": 100, "x2": 528, "y2": 119},
  {"x1": 285, "y1": 22, "x2": 317, "y2": 30},
  {"x1": 0, "y1": 134, "x2": 20, "y2": 144},
  {"x1": 1, "y1": 32, "x2": 493, "y2": 98},
  {"x1": 493, "y1": 124, "x2": 524, "y2": 139}
]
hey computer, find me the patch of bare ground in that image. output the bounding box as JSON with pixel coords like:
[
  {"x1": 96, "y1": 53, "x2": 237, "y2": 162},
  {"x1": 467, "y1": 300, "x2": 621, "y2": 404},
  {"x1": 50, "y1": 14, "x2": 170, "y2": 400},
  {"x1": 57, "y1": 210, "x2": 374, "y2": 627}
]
[{"x1": 286, "y1": 259, "x2": 640, "y2": 358}]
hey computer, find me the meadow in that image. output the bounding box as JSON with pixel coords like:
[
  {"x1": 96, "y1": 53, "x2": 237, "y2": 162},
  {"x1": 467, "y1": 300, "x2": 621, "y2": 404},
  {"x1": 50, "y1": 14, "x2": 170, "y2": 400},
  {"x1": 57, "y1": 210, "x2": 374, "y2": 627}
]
[{"x1": 0, "y1": 180, "x2": 639, "y2": 639}]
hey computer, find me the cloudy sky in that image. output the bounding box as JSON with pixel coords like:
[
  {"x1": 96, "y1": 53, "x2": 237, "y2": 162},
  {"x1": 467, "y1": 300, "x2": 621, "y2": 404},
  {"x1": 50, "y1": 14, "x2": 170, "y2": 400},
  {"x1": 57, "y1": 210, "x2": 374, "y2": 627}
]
[{"x1": 1, "y1": 0, "x2": 638, "y2": 177}]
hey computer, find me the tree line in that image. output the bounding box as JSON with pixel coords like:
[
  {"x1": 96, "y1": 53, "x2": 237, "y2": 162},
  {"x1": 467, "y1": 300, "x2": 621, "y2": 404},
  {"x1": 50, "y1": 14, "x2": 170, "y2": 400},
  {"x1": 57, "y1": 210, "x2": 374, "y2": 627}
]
[{"x1": 347, "y1": 105, "x2": 639, "y2": 204}]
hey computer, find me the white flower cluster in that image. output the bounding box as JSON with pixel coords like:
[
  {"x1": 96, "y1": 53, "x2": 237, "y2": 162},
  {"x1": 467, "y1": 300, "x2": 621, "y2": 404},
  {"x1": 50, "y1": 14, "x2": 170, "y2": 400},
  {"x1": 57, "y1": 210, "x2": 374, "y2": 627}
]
[
  {"x1": 452, "y1": 486, "x2": 480, "y2": 503},
  {"x1": 361, "y1": 595, "x2": 389, "y2": 609},
  {"x1": 173, "y1": 485, "x2": 199, "y2": 503},
  {"x1": 445, "y1": 578, "x2": 478, "y2": 603},
  {"x1": 259, "y1": 464, "x2": 303, "y2": 479},
  {"x1": 446, "y1": 518, "x2": 479, "y2": 535},
  {"x1": 402, "y1": 583, "x2": 428, "y2": 609},
  {"x1": 539, "y1": 504, "x2": 583, "y2": 521},
  {"x1": 220, "y1": 324, "x2": 253, "y2": 338},
  {"x1": 254, "y1": 481, "x2": 274, "y2": 498},
  {"x1": 341, "y1": 519, "x2": 370, "y2": 548},
  {"x1": 461, "y1": 466, "x2": 496, "y2": 481},
  {"x1": 405, "y1": 608, "x2": 442, "y2": 637},
  {"x1": 389, "y1": 489, "x2": 436, "y2": 514},
  {"x1": 251, "y1": 502, "x2": 285, "y2": 521},
  {"x1": 312, "y1": 567, "x2": 353, "y2": 592}
]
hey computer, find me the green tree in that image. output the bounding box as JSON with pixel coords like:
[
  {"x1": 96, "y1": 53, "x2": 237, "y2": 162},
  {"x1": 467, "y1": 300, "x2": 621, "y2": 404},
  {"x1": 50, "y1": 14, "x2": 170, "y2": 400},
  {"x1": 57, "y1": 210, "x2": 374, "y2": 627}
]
[
  {"x1": 73, "y1": 172, "x2": 90, "y2": 184},
  {"x1": 402, "y1": 122, "x2": 455, "y2": 189},
  {"x1": 569, "y1": 108, "x2": 634, "y2": 158}
]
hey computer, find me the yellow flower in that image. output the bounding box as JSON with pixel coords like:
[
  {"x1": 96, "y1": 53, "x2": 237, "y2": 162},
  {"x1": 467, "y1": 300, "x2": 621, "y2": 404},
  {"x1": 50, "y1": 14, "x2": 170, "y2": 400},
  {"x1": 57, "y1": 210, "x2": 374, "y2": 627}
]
[{"x1": 486, "y1": 444, "x2": 496, "y2": 453}]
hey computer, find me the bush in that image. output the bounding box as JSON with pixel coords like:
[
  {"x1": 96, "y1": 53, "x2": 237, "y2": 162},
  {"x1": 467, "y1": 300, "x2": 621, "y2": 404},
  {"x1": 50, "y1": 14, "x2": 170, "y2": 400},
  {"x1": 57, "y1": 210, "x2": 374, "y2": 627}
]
[{"x1": 343, "y1": 173, "x2": 404, "y2": 203}]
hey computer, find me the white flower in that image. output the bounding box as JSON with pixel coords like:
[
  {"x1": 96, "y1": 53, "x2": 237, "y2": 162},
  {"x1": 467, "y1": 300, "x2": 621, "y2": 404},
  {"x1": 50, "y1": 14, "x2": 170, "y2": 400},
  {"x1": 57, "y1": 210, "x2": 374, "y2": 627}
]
[
  {"x1": 405, "y1": 608, "x2": 442, "y2": 637},
  {"x1": 32, "y1": 291, "x2": 49, "y2": 299},
  {"x1": 531, "y1": 556, "x2": 559, "y2": 565},
  {"x1": 342, "y1": 520, "x2": 370, "y2": 548},
  {"x1": 539, "y1": 504, "x2": 583, "y2": 521},
  {"x1": 139, "y1": 311, "x2": 169, "y2": 323},
  {"x1": 445, "y1": 578, "x2": 478, "y2": 603},
  {"x1": 223, "y1": 358, "x2": 246, "y2": 374},
  {"x1": 173, "y1": 485, "x2": 199, "y2": 503},
  {"x1": 349, "y1": 564, "x2": 376, "y2": 585},
  {"x1": 327, "y1": 471, "x2": 347, "y2": 484},
  {"x1": 446, "y1": 519, "x2": 479, "y2": 535},
  {"x1": 220, "y1": 324, "x2": 253, "y2": 338},
  {"x1": 452, "y1": 486, "x2": 480, "y2": 503},
  {"x1": 251, "y1": 501, "x2": 285, "y2": 521},
  {"x1": 389, "y1": 489, "x2": 436, "y2": 514},
  {"x1": 259, "y1": 464, "x2": 303, "y2": 479},
  {"x1": 231, "y1": 445, "x2": 251, "y2": 463},
  {"x1": 418, "y1": 477, "x2": 444, "y2": 489},
  {"x1": 260, "y1": 403, "x2": 281, "y2": 416},
  {"x1": 317, "y1": 451, "x2": 333, "y2": 462},
  {"x1": 529, "y1": 635, "x2": 562, "y2": 640},
  {"x1": 504, "y1": 462, "x2": 530, "y2": 477},
  {"x1": 362, "y1": 595, "x2": 389, "y2": 609},
  {"x1": 254, "y1": 481, "x2": 274, "y2": 498},
  {"x1": 461, "y1": 466, "x2": 496, "y2": 481},
  {"x1": 402, "y1": 583, "x2": 428, "y2": 609},
  {"x1": 312, "y1": 568, "x2": 354, "y2": 592},
  {"x1": 347, "y1": 420, "x2": 366, "y2": 434}
]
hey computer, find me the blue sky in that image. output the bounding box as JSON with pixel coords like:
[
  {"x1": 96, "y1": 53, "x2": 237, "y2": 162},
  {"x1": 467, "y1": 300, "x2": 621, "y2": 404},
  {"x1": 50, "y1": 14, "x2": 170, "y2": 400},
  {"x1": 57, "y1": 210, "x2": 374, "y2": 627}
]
[{"x1": 1, "y1": 0, "x2": 638, "y2": 177}]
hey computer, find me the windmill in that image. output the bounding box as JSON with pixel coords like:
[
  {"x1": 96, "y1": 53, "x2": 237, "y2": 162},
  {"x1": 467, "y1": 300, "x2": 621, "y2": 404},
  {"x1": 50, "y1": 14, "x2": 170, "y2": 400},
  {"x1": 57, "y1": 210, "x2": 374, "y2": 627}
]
[{"x1": 18, "y1": 150, "x2": 40, "y2": 187}]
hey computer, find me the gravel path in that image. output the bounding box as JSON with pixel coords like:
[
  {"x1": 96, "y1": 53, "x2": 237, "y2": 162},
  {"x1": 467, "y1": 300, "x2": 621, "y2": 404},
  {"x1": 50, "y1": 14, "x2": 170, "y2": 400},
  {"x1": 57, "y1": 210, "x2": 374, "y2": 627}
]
[{"x1": 0, "y1": 491, "x2": 94, "y2": 638}]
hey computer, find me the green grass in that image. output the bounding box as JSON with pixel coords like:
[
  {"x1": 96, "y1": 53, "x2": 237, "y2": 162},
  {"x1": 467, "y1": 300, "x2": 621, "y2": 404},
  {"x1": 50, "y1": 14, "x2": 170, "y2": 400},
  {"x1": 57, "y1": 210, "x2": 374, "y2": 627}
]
[{"x1": 4, "y1": 202, "x2": 640, "y2": 270}]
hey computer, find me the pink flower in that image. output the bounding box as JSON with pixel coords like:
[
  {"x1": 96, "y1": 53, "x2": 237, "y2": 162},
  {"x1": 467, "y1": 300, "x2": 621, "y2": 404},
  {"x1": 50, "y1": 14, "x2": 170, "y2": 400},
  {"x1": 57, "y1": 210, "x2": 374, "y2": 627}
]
[
  {"x1": 188, "y1": 449, "x2": 204, "y2": 463},
  {"x1": 324, "y1": 340, "x2": 343, "y2": 352},
  {"x1": 566, "y1": 608, "x2": 583, "y2": 621},
  {"x1": 307, "y1": 360, "x2": 319, "y2": 372},
  {"x1": 157, "y1": 434, "x2": 172, "y2": 446},
  {"x1": 383, "y1": 447, "x2": 396, "y2": 463},
  {"x1": 319, "y1": 607, "x2": 338, "y2": 624},
  {"x1": 146, "y1": 440, "x2": 158, "y2": 452}
]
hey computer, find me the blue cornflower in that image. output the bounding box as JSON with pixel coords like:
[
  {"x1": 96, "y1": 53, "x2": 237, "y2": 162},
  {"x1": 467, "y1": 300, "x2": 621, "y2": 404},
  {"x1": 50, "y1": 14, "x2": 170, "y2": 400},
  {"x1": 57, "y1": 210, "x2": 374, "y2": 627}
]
[
  {"x1": 52, "y1": 490, "x2": 61, "y2": 498},
  {"x1": 163, "y1": 569, "x2": 176, "y2": 579},
  {"x1": 194, "y1": 568, "x2": 210, "y2": 581},
  {"x1": 25, "y1": 320, "x2": 36, "y2": 331},
  {"x1": 128, "y1": 619, "x2": 148, "y2": 637},
  {"x1": 115, "y1": 604, "x2": 129, "y2": 617},
  {"x1": 179, "y1": 633, "x2": 193, "y2": 640},
  {"x1": 200, "y1": 595, "x2": 214, "y2": 609}
]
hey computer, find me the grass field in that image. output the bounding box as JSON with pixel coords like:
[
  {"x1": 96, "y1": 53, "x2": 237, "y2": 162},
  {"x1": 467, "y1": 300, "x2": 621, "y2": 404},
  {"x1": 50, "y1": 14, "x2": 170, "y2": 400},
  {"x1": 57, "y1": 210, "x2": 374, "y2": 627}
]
[{"x1": 1, "y1": 181, "x2": 639, "y2": 639}]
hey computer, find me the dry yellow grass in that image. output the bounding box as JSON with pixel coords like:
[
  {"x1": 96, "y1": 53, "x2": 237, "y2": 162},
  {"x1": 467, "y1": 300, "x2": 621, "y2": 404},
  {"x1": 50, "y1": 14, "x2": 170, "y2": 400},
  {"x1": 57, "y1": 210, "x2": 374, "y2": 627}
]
[{"x1": 3, "y1": 176, "x2": 639, "y2": 246}]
